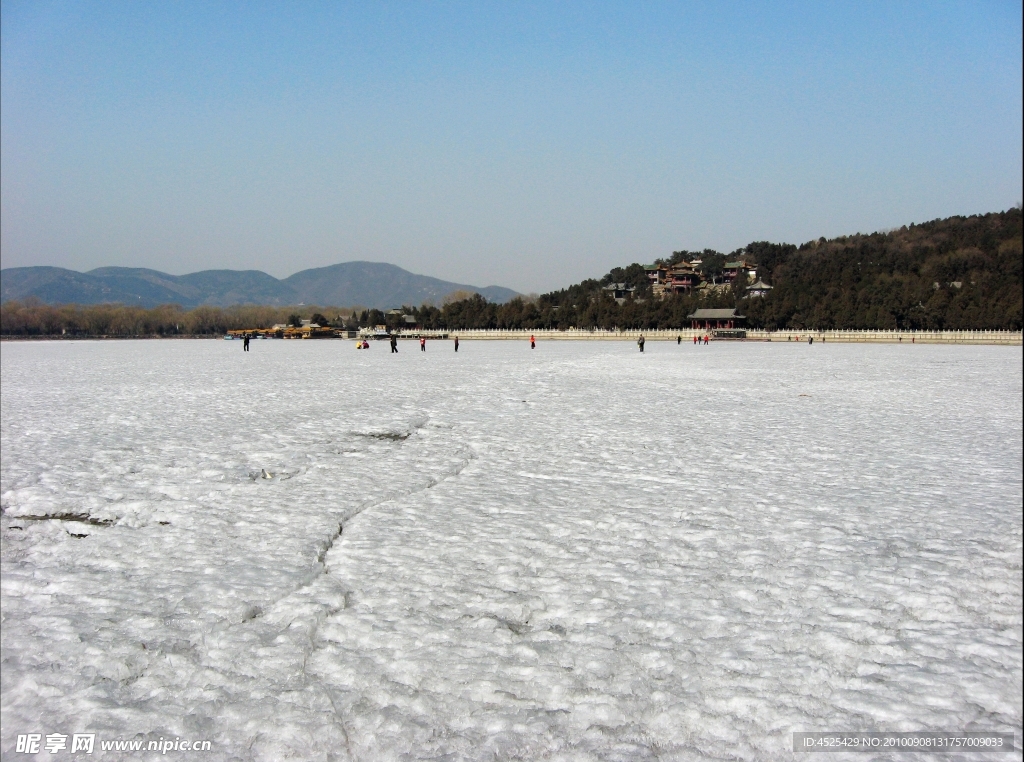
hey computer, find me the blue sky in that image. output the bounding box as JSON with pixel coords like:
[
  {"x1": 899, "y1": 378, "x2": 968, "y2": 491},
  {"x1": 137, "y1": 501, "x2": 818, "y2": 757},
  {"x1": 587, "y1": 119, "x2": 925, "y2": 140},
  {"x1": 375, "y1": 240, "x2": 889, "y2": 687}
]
[{"x1": 2, "y1": 2, "x2": 1021, "y2": 294}]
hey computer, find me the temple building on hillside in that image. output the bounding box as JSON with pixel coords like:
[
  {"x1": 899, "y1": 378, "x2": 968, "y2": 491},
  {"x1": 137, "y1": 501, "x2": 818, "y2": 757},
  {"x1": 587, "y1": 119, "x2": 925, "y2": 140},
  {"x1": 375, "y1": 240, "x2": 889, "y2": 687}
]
[
  {"x1": 644, "y1": 264, "x2": 669, "y2": 285},
  {"x1": 666, "y1": 263, "x2": 700, "y2": 294},
  {"x1": 723, "y1": 260, "x2": 758, "y2": 283},
  {"x1": 646, "y1": 262, "x2": 701, "y2": 297},
  {"x1": 644, "y1": 264, "x2": 669, "y2": 298},
  {"x1": 688, "y1": 308, "x2": 746, "y2": 330},
  {"x1": 603, "y1": 283, "x2": 636, "y2": 304},
  {"x1": 746, "y1": 279, "x2": 773, "y2": 297}
]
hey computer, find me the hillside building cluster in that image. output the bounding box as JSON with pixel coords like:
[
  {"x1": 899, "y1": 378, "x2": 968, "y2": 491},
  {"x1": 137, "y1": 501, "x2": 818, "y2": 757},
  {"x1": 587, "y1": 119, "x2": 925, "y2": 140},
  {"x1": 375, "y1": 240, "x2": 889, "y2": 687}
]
[{"x1": 643, "y1": 258, "x2": 769, "y2": 298}]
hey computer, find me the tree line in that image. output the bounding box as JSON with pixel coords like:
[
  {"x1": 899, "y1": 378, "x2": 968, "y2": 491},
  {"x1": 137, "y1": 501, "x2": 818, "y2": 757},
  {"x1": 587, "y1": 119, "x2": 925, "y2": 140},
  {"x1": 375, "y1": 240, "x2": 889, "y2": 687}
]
[
  {"x1": 2, "y1": 209, "x2": 1020, "y2": 336},
  {"x1": 397, "y1": 209, "x2": 1022, "y2": 331},
  {"x1": 0, "y1": 302, "x2": 354, "y2": 337}
]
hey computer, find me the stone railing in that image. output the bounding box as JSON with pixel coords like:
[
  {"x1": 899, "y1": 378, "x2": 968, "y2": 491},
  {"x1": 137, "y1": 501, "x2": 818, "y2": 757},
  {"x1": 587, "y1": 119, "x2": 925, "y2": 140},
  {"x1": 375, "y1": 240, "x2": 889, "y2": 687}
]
[{"x1": 403, "y1": 328, "x2": 1022, "y2": 345}]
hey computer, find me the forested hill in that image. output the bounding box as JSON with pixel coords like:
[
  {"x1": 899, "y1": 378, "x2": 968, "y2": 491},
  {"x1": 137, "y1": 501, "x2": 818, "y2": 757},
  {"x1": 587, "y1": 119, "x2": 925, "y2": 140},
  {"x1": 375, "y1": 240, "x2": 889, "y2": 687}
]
[
  {"x1": 742, "y1": 209, "x2": 1022, "y2": 330},
  {"x1": 438, "y1": 209, "x2": 1021, "y2": 331}
]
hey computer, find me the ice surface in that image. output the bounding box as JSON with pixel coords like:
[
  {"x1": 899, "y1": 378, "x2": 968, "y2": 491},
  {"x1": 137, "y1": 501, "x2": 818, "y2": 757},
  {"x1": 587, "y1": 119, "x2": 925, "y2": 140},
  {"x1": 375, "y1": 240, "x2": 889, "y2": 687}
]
[{"x1": 1, "y1": 339, "x2": 1021, "y2": 761}]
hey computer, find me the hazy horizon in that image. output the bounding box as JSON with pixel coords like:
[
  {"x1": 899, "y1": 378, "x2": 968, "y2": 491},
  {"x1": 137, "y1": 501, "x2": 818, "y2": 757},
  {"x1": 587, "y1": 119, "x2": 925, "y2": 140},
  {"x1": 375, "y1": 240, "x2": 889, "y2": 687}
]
[{"x1": 2, "y1": 2, "x2": 1021, "y2": 294}]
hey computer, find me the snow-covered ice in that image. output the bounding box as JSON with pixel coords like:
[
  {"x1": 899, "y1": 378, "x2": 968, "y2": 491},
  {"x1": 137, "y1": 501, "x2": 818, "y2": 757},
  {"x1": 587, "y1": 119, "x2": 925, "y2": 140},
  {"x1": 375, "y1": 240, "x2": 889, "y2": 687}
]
[{"x1": 1, "y1": 339, "x2": 1021, "y2": 761}]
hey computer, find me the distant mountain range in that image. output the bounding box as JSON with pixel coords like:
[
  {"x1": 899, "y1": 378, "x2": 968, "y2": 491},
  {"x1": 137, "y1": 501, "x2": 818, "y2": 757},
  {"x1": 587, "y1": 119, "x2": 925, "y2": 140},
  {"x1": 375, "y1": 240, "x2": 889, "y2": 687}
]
[{"x1": 0, "y1": 262, "x2": 519, "y2": 309}]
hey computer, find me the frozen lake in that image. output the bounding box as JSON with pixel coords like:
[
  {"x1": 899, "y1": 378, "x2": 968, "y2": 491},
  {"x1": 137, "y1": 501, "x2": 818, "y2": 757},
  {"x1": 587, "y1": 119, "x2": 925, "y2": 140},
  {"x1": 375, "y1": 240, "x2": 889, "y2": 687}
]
[{"x1": 2, "y1": 339, "x2": 1021, "y2": 761}]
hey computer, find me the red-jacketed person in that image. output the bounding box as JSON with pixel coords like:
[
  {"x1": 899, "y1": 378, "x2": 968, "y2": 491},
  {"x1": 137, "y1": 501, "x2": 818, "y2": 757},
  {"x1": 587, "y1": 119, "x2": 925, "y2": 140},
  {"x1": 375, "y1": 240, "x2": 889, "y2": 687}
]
[{"x1": 530, "y1": 334, "x2": 536, "y2": 349}]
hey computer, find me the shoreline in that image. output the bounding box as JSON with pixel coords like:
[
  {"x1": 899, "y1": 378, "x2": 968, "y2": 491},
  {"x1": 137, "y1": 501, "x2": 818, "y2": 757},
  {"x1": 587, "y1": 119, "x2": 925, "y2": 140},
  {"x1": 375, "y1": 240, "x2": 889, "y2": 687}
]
[
  {"x1": 442, "y1": 328, "x2": 1024, "y2": 345},
  {"x1": 2, "y1": 329, "x2": 1021, "y2": 345}
]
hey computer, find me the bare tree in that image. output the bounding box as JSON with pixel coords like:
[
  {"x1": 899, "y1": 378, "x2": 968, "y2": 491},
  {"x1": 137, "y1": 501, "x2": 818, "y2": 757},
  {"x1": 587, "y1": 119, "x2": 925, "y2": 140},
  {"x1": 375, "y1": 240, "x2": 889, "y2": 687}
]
[{"x1": 443, "y1": 289, "x2": 477, "y2": 306}]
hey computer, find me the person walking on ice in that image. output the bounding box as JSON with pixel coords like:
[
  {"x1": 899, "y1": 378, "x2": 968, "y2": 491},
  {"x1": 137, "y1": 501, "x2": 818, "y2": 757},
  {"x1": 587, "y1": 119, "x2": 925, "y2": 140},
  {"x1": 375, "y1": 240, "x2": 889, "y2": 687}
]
[
  {"x1": 243, "y1": 334, "x2": 250, "y2": 351},
  {"x1": 390, "y1": 335, "x2": 398, "y2": 353},
  {"x1": 454, "y1": 336, "x2": 459, "y2": 352},
  {"x1": 530, "y1": 335, "x2": 536, "y2": 349},
  {"x1": 420, "y1": 337, "x2": 426, "y2": 351},
  {"x1": 638, "y1": 334, "x2": 645, "y2": 353}
]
